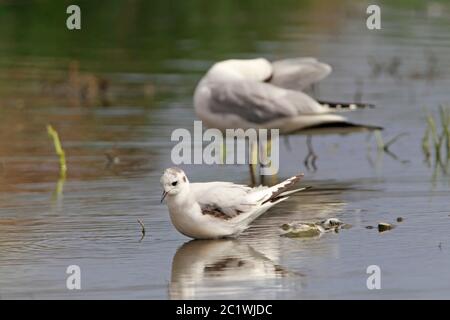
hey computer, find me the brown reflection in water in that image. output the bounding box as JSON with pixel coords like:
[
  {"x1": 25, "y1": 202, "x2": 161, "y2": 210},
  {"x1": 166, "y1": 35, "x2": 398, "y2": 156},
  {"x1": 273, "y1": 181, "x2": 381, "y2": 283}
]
[
  {"x1": 0, "y1": 104, "x2": 157, "y2": 193},
  {"x1": 0, "y1": 60, "x2": 157, "y2": 109}
]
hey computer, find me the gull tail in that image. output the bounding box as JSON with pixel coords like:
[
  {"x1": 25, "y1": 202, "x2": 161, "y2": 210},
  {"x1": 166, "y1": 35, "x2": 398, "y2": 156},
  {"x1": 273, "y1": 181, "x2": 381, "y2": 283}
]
[
  {"x1": 262, "y1": 174, "x2": 310, "y2": 204},
  {"x1": 318, "y1": 100, "x2": 375, "y2": 110}
]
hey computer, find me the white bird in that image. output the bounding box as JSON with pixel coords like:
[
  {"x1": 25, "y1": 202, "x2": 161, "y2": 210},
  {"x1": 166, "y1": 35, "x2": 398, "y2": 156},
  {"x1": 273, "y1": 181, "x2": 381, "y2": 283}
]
[
  {"x1": 194, "y1": 57, "x2": 379, "y2": 133},
  {"x1": 193, "y1": 58, "x2": 382, "y2": 171},
  {"x1": 160, "y1": 167, "x2": 309, "y2": 239}
]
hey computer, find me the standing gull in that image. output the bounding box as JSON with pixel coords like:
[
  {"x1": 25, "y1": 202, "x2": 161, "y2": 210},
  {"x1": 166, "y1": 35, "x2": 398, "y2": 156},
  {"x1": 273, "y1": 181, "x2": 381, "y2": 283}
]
[
  {"x1": 160, "y1": 167, "x2": 308, "y2": 239},
  {"x1": 194, "y1": 58, "x2": 382, "y2": 172}
]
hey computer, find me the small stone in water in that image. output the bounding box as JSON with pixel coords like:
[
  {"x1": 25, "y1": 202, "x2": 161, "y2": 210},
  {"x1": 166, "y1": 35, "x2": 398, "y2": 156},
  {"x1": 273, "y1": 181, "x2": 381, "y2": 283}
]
[
  {"x1": 396, "y1": 217, "x2": 403, "y2": 222},
  {"x1": 378, "y1": 222, "x2": 394, "y2": 232},
  {"x1": 366, "y1": 226, "x2": 374, "y2": 229}
]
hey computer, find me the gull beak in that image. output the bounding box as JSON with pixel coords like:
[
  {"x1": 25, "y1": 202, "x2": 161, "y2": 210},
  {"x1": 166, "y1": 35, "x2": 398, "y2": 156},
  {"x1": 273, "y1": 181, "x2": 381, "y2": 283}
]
[{"x1": 161, "y1": 190, "x2": 168, "y2": 203}]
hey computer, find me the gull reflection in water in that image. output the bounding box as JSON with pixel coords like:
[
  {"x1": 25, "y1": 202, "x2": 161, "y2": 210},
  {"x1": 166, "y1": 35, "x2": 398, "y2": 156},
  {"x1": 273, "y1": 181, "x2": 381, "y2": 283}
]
[{"x1": 169, "y1": 239, "x2": 303, "y2": 299}]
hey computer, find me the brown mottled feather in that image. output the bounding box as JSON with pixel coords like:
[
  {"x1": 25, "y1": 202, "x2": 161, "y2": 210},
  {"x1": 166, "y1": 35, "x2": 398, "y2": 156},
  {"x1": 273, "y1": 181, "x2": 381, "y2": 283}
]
[{"x1": 201, "y1": 204, "x2": 244, "y2": 220}]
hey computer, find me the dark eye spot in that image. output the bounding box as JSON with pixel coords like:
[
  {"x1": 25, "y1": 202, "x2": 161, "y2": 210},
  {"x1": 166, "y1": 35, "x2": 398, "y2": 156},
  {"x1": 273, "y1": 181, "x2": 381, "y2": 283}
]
[{"x1": 171, "y1": 181, "x2": 178, "y2": 186}]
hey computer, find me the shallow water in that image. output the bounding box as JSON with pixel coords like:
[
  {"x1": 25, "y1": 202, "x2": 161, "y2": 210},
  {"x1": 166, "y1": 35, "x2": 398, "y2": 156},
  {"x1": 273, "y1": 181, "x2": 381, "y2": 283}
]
[{"x1": 1, "y1": 0, "x2": 450, "y2": 299}]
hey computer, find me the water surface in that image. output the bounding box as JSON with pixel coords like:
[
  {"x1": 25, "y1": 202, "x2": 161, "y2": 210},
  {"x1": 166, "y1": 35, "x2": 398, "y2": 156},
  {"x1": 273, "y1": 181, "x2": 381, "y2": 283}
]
[{"x1": 1, "y1": 0, "x2": 450, "y2": 299}]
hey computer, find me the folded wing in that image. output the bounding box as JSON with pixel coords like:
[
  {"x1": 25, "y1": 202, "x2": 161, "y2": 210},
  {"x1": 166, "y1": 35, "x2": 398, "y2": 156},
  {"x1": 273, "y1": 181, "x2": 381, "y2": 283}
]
[
  {"x1": 190, "y1": 182, "x2": 259, "y2": 219},
  {"x1": 207, "y1": 80, "x2": 327, "y2": 124}
]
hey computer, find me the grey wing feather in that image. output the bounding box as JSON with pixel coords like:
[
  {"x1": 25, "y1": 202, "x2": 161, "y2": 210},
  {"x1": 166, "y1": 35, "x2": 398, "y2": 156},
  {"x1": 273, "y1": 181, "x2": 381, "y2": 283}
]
[
  {"x1": 270, "y1": 58, "x2": 332, "y2": 91},
  {"x1": 190, "y1": 182, "x2": 256, "y2": 218},
  {"x1": 208, "y1": 80, "x2": 325, "y2": 124}
]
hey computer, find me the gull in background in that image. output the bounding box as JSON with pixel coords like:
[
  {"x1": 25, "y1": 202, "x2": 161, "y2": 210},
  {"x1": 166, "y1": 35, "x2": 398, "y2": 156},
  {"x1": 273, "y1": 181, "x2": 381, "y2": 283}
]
[
  {"x1": 194, "y1": 57, "x2": 382, "y2": 173},
  {"x1": 160, "y1": 167, "x2": 309, "y2": 239}
]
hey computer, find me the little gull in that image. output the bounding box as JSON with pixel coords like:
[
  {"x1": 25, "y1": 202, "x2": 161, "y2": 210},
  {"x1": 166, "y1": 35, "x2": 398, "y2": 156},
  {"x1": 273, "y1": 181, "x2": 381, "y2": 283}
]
[
  {"x1": 194, "y1": 58, "x2": 382, "y2": 171},
  {"x1": 160, "y1": 167, "x2": 308, "y2": 239}
]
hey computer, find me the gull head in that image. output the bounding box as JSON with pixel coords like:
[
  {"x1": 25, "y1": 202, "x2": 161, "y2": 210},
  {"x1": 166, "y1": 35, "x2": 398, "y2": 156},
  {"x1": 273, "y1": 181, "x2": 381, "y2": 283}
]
[{"x1": 160, "y1": 167, "x2": 189, "y2": 202}]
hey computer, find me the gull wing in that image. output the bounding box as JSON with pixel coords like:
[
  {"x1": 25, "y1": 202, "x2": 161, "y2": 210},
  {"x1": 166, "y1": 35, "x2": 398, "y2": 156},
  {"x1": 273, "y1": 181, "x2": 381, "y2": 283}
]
[
  {"x1": 207, "y1": 80, "x2": 326, "y2": 124},
  {"x1": 190, "y1": 182, "x2": 259, "y2": 219},
  {"x1": 270, "y1": 57, "x2": 332, "y2": 91}
]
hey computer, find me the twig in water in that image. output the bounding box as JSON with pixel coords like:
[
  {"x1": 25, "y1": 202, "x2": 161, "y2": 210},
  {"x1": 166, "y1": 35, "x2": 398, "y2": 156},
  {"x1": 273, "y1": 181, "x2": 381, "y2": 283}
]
[
  {"x1": 374, "y1": 131, "x2": 409, "y2": 163},
  {"x1": 383, "y1": 133, "x2": 409, "y2": 151},
  {"x1": 375, "y1": 130, "x2": 408, "y2": 153},
  {"x1": 137, "y1": 219, "x2": 146, "y2": 239}
]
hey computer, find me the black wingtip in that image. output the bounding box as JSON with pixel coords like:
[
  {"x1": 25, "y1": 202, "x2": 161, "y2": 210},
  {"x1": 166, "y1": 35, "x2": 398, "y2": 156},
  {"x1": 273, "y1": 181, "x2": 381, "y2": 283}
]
[
  {"x1": 317, "y1": 100, "x2": 376, "y2": 110},
  {"x1": 262, "y1": 173, "x2": 305, "y2": 204}
]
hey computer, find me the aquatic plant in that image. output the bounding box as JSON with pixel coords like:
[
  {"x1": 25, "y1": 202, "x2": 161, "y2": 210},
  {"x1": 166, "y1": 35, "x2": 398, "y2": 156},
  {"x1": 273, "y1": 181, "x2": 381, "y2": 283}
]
[
  {"x1": 422, "y1": 105, "x2": 450, "y2": 170},
  {"x1": 47, "y1": 124, "x2": 67, "y2": 178},
  {"x1": 421, "y1": 122, "x2": 431, "y2": 161},
  {"x1": 439, "y1": 106, "x2": 450, "y2": 158}
]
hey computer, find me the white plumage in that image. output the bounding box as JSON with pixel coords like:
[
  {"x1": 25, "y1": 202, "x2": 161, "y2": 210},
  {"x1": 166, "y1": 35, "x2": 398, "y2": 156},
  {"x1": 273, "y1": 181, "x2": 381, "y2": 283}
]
[
  {"x1": 160, "y1": 167, "x2": 308, "y2": 239},
  {"x1": 194, "y1": 57, "x2": 380, "y2": 134}
]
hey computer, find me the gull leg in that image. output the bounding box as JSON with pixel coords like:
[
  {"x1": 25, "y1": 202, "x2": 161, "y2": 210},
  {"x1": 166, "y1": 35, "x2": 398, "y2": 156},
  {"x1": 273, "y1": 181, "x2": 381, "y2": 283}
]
[
  {"x1": 266, "y1": 138, "x2": 278, "y2": 184},
  {"x1": 283, "y1": 135, "x2": 292, "y2": 152},
  {"x1": 304, "y1": 135, "x2": 317, "y2": 171},
  {"x1": 259, "y1": 139, "x2": 266, "y2": 185},
  {"x1": 219, "y1": 141, "x2": 226, "y2": 164},
  {"x1": 249, "y1": 139, "x2": 258, "y2": 186},
  {"x1": 259, "y1": 138, "x2": 277, "y2": 185}
]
